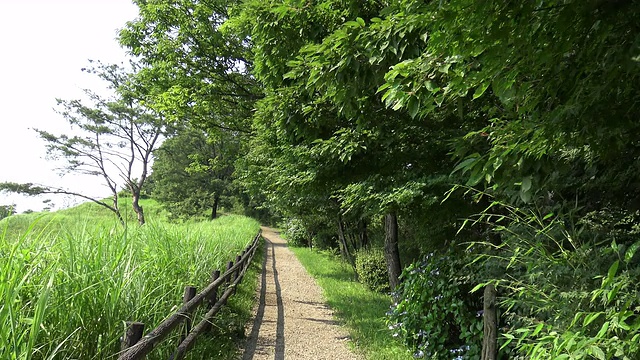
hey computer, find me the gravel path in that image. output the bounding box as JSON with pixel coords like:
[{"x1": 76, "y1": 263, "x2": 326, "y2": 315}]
[{"x1": 241, "y1": 227, "x2": 364, "y2": 360}]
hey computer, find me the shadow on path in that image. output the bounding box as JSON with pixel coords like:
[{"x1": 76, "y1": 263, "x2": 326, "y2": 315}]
[
  {"x1": 242, "y1": 238, "x2": 285, "y2": 360},
  {"x1": 273, "y1": 239, "x2": 285, "y2": 360}
]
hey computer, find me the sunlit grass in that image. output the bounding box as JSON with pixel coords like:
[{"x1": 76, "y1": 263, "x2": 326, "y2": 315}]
[
  {"x1": 290, "y1": 247, "x2": 413, "y2": 360},
  {"x1": 0, "y1": 201, "x2": 260, "y2": 360}
]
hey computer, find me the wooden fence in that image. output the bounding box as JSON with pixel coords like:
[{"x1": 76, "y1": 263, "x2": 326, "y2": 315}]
[{"x1": 117, "y1": 231, "x2": 262, "y2": 360}]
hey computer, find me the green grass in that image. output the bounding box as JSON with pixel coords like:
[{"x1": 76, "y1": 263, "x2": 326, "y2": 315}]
[
  {"x1": 290, "y1": 247, "x2": 413, "y2": 360},
  {"x1": 0, "y1": 200, "x2": 261, "y2": 360}
]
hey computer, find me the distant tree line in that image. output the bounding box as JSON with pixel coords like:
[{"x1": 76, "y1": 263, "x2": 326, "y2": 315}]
[{"x1": 0, "y1": 204, "x2": 16, "y2": 220}]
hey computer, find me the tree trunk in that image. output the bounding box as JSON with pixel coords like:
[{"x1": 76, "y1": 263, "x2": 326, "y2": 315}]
[
  {"x1": 112, "y1": 193, "x2": 125, "y2": 226},
  {"x1": 481, "y1": 284, "x2": 498, "y2": 360},
  {"x1": 337, "y1": 214, "x2": 356, "y2": 270},
  {"x1": 358, "y1": 219, "x2": 369, "y2": 249},
  {"x1": 384, "y1": 212, "x2": 402, "y2": 291},
  {"x1": 131, "y1": 190, "x2": 145, "y2": 225},
  {"x1": 210, "y1": 195, "x2": 219, "y2": 220}
]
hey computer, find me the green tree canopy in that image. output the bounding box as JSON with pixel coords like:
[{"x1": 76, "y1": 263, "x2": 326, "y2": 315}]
[{"x1": 151, "y1": 125, "x2": 239, "y2": 220}]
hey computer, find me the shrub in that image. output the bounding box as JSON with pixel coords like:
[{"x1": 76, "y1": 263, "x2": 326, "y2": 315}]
[
  {"x1": 480, "y1": 230, "x2": 640, "y2": 359},
  {"x1": 387, "y1": 250, "x2": 482, "y2": 359},
  {"x1": 500, "y1": 245, "x2": 640, "y2": 359},
  {"x1": 282, "y1": 217, "x2": 310, "y2": 247},
  {"x1": 355, "y1": 247, "x2": 390, "y2": 293},
  {"x1": 468, "y1": 203, "x2": 640, "y2": 359}
]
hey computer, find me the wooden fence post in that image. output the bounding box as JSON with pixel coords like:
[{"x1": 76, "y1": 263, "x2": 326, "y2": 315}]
[
  {"x1": 224, "y1": 261, "x2": 233, "y2": 303},
  {"x1": 181, "y1": 286, "x2": 197, "y2": 340},
  {"x1": 240, "y1": 250, "x2": 246, "y2": 270},
  {"x1": 115, "y1": 231, "x2": 261, "y2": 360},
  {"x1": 234, "y1": 255, "x2": 242, "y2": 292},
  {"x1": 169, "y1": 286, "x2": 197, "y2": 360},
  {"x1": 205, "y1": 270, "x2": 220, "y2": 332},
  {"x1": 120, "y1": 321, "x2": 144, "y2": 359},
  {"x1": 481, "y1": 284, "x2": 497, "y2": 360}
]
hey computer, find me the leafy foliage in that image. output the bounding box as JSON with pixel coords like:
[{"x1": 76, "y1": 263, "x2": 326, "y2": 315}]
[
  {"x1": 282, "y1": 217, "x2": 310, "y2": 247},
  {"x1": 0, "y1": 204, "x2": 16, "y2": 220},
  {"x1": 387, "y1": 250, "x2": 482, "y2": 359},
  {"x1": 119, "y1": 0, "x2": 640, "y2": 357},
  {"x1": 151, "y1": 126, "x2": 238, "y2": 220},
  {"x1": 119, "y1": 0, "x2": 260, "y2": 134},
  {"x1": 465, "y1": 202, "x2": 640, "y2": 359},
  {"x1": 355, "y1": 247, "x2": 390, "y2": 293}
]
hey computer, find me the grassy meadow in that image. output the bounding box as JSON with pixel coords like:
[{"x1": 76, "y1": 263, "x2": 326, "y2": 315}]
[{"x1": 0, "y1": 198, "x2": 260, "y2": 359}]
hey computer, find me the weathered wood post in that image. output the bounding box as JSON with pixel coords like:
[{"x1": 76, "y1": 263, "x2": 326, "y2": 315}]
[
  {"x1": 225, "y1": 261, "x2": 233, "y2": 303},
  {"x1": 181, "y1": 286, "x2": 197, "y2": 341},
  {"x1": 205, "y1": 270, "x2": 221, "y2": 332},
  {"x1": 234, "y1": 255, "x2": 242, "y2": 293},
  {"x1": 241, "y1": 250, "x2": 247, "y2": 270},
  {"x1": 481, "y1": 284, "x2": 498, "y2": 360},
  {"x1": 120, "y1": 321, "x2": 144, "y2": 359},
  {"x1": 169, "y1": 286, "x2": 197, "y2": 360}
]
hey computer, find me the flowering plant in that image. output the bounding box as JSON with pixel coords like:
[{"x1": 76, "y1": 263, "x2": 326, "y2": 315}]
[{"x1": 386, "y1": 250, "x2": 482, "y2": 359}]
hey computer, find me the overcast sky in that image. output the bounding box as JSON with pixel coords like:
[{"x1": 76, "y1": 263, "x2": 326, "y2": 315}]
[{"x1": 0, "y1": 0, "x2": 139, "y2": 212}]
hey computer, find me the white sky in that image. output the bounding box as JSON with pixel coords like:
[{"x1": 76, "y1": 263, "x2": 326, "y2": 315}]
[{"x1": 0, "y1": 0, "x2": 139, "y2": 212}]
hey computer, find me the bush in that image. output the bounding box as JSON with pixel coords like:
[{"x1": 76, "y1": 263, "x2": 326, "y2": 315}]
[
  {"x1": 282, "y1": 217, "x2": 310, "y2": 247},
  {"x1": 355, "y1": 247, "x2": 390, "y2": 293},
  {"x1": 387, "y1": 250, "x2": 482, "y2": 359},
  {"x1": 468, "y1": 203, "x2": 640, "y2": 359},
  {"x1": 479, "y1": 226, "x2": 640, "y2": 358}
]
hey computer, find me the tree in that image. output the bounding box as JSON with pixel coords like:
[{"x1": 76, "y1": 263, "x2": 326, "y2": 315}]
[
  {"x1": 151, "y1": 126, "x2": 239, "y2": 220},
  {"x1": 374, "y1": 0, "x2": 640, "y2": 211},
  {"x1": 230, "y1": 0, "x2": 475, "y2": 286},
  {"x1": 118, "y1": 0, "x2": 267, "y2": 222},
  {"x1": 1, "y1": 62, "x2": 163, "y2": 226},
  {"x1": 118, "y1": 0, "x2": 261, "y2": 135},
  {"x1": 0, "y1": 204, "x2": 16, "y2": 220}
]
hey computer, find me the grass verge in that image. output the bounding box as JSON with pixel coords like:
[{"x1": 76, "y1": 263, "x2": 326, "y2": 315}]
[{"x1": 289, "y1": 247, "x2": 413, "y2": 360}]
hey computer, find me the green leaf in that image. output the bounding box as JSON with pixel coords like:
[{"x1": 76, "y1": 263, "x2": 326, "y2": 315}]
[
  {"x1": 519, "y1": 189, "x2": 531, "y2": 203},
  {"x1": 588, "y1": 345, "x2": 605, "y2": 360},
  {"x1": 344, "y1": 20, "x2": 360, "y2": 28},
  {"x1": 438, "y1": 63, "x2": 451, "y2": 74},
  {"x1": 583, "y1": 312, "x2": 603, "y2": 327},
  {"x1": 604, "y1": 260, "x2": 619, "y2": 287},
  {"x1": 521, "y1": 176, "x2": 532, "y2": 192},
  {"x1": 532, "y1": 322, "x2": 544, "y2": 336},
  {"x1": 596, "y1": 321, "x2": 610, "y2": 337},
  {"x1": 607, "y1": 283, "x2": 620, "y2": 304},
  {"x1": 470, "y1": 282, "x2": 485, "y2": 293},
  {"x1": 452, "y1": 156, "x2": 478, "y2": 174},
  {"x1": 473, "y1": 82, "x2": 490, "y2": 99},
  {"x1": 377, "y1": 82, "x2": 391, "y2": 93},
  {"x1": 407, "y1": 97, "x2": 420, "y2": 118},
  {"x1": 467, "y1": 168, "x2": 484, "y2": 186},
  {"x1": 624, "y1": 241, "x2": 640, "y2": 263}
]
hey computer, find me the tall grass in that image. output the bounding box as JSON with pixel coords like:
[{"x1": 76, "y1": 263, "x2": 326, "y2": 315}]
[{"x1": 0, "y1": 201, "x2": 260, "y2": 359}]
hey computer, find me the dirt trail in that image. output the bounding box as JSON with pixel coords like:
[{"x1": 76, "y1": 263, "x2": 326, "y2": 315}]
[{"x1": 241, "y1": 227, "x2": 364, "y2": 360}]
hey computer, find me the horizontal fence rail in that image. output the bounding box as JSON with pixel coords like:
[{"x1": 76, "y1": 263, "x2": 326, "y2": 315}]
[{"x1": 117, "y1": 231, "x2": 262, "y2": 360}]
